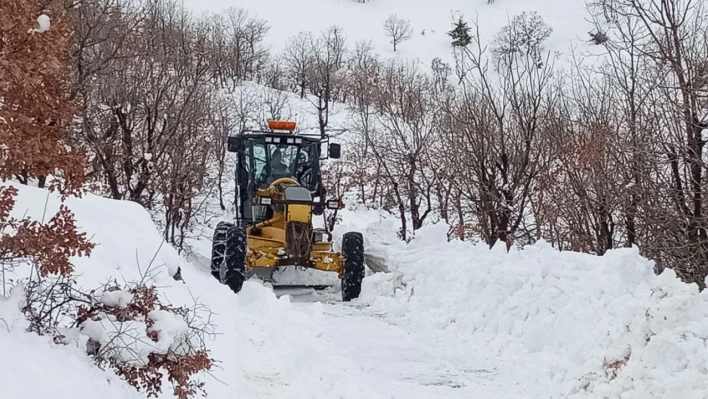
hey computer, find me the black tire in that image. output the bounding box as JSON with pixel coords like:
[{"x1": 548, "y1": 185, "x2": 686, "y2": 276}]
[
  {"x1": 210, "y1": 221, "x2": 232, "y2": 281},
  {"x1": 341, "y1": 232, "x2": 365, "y2": 302},
  {"x1": 220, "y1": 225, "x2": 248, "y2": 294}
]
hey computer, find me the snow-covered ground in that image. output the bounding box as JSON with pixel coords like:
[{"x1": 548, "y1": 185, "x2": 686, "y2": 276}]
[
  {"x1": 3, "y1": 0, "x2": 708, "y2": 398},
  {"x1": 338, "y1": 206, "x2": 708, "y2": 398},
  {"x1": 3, "y1": 183, "x2": 708, "y2": 398},
  {"x1": 0, "y1": 308, "x2": 146, "y2": 399}
]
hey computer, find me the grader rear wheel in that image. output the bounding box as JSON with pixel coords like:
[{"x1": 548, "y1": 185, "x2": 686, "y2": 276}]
[{"x1": 210, "y1": 221, "x2": 233, "y2": 281}]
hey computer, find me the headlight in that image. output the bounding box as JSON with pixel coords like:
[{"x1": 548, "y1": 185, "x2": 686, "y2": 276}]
[{"x1": 313, "y1": 230, "x2": 323, "y2": 242}]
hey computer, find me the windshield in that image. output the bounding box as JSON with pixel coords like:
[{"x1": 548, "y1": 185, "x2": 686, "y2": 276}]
[{"x1": 252, "y1": 140, "x2": 319, "y2": 190}]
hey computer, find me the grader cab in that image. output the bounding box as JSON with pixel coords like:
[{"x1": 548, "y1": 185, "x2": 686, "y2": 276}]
[{"x1": 210, "y1": 120, "x2": 365, "y2": 301}]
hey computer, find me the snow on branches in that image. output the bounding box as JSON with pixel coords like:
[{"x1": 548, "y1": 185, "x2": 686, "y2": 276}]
[
  {"x1": 21, "y1": 275, "x2": 215, "y2": 399},
  {"x1": 76, "y1": 281, "x2": 214, "y2": 399}
]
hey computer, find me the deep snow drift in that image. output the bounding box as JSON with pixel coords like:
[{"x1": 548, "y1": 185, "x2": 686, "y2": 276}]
[
  {"x1": 0, "y1": 182, "x2": 186, "y2": 399},
  {"x1": 337, "y1": 205, "x2": 708, "y2": 398}
]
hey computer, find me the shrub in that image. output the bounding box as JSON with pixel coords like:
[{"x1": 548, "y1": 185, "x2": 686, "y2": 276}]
[
  {"x1": 25, "y1": 275, "x2": 215, "y2": 399},
  {"x1": 77, "y1": 281, "x2": 214, "y2": 399}
]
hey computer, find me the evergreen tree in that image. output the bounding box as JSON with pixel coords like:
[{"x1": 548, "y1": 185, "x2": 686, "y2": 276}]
[{"x1": 448, "y1": 17, "x2": 472, "y2": 47}]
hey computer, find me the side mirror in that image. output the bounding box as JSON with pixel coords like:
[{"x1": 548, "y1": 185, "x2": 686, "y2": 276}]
[
  {"x1": 329, "y1": 143, "x2": 341, "y2": 159},
  {"x1": 227, "y1": 136, "x2": 241, "y2": 152}
]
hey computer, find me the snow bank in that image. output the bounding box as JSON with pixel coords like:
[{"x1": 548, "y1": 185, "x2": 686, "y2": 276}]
[
  {"x1": 0, "y1": 183, "x2": 192, "y2": 391},
  {"x1": 0, "y1": 286, "x2": 145, "y2": 399},
  {"x1": 0, "y1": 182, "x2": 202, "y2": 397},
  {"x1": 0, "y1": 182, "x2": 393, "y2": 398},
  {"x1": 6, "y1": 181, "x2": 184, "y2": 286},
  {"x1": 339, "y1": 206, "x2": 708, "y2": 398},
  {"x1": 0, "y1": 329, "x2": 145, "y2": 399}
]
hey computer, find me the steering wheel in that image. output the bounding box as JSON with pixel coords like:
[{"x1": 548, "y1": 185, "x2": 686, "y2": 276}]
[
  {"x1": 269, "y1": 177, "x2": 299, "y2": 188},
  {"x1": 268, "y1": 177, "x2": 319, "y2": 198}
]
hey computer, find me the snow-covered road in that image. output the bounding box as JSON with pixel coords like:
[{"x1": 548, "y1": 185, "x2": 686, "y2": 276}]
[
  {"x1": 4, "y1": 184, "x2": 707, "y2": 399},
  {"x1": 228, "y1": 286, "x2": 515, "y2": 399},
  {"x1": 304, "y1": 302, "x2": 507, "y2": 399}
]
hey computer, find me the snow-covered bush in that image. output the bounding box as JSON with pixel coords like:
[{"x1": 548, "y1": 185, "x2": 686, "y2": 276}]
[
  {"x1": 20, "y1": 272, "x2": 214, "y2": 399},
  {"x1": 73, "y1": 280, "x2": 214, "y2": 399},
  {"x1": 492, "y1": 11, "x2": 552, "y2": 67},
  {"x1": 14, "y1": 270, "x2": 213, "y2": 399}
]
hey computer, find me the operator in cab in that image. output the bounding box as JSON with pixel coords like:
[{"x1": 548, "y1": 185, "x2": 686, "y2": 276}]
[{"x1": 258, "y1": 147, "x2": 292, "y2": 186}]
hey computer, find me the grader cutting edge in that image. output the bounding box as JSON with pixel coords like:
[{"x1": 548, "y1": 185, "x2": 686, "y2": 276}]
[{"x1": 209, "y1": 120, "x2": 365, "y2": 301}]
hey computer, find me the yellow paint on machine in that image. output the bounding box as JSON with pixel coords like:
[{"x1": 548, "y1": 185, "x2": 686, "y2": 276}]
[
  {"x1": 244, "y1": 177, "x2": 345, "y2": 277},
  {"x1": 287, "y1": 203, "x2": 311, "y2": 224}
]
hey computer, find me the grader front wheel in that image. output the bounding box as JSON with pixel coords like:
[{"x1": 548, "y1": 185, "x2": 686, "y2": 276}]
[
  {"x1": 220, "y1": 225, "x2": 249, "y2": 294},
  {"x1": 341, "y1": 232, "x2": 365, "y2": 302}
]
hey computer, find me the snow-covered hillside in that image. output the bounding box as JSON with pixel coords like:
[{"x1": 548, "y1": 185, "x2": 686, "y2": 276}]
[
  {"x1": 184, "y1": 0, "x2": 593, "y2": 70},
  {"x1": 3, "y1": 183, "x2": 708, "y2": 398}
]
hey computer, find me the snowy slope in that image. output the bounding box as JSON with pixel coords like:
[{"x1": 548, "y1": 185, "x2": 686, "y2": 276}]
[
  {"x1": 4, "y1": 182, "x2": 185, "y2": 284},
  {"x1": 0, "y1": 184, "x2": 180, "y2": 398},
  {"x1": 184, "y1": 0, "x2": 593, "y2": 71},
  {"x1": 0, "y1": 183, "x2": 362, "y2": 398}
]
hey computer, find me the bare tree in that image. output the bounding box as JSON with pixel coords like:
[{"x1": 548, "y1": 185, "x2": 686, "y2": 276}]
[
  {"x1": 492, "y1": 11, "x2": 553, "y2": 68},
  {"x1": 346, "y1": 41, "x2": 380, "y2": 106},
  {"x1": 307, "y1": 25, "x2": 348, "y2": 137},
  {"x1": 592, "y1": 0, "x2": 708, "y2": 287},
  {"x1": 70, "y1": 0, "x2": 226, "y2": 253},
  {"x1": 345, "y1": 41, "x2": 382, "y2": 205},
  {"x1": 70, "y1": 0, "x2": 143, "y2": 99},
  {"x1": 365, "y1": 60, "x2": 439, "y2": 240},
  {"x1": 258, "y1": 53, "x2": 288, "y2": 90},
  {"x1": 445, "y1": 18, "x2": 555, "y2": 249},
  {"x1": 217, "y1": 8, "x2": 270, "y2": 88},
  {"x1": 383, "y1": 14, "x2": 413, "y2": 52},
  {"x1": 535, "y1": 70, "x2": 624, "y2": 254},
  {"x1": 282, "y1": 31, "x2": 314, "y2": 98},
  {"x1": 208, "y1": 86, "x2": 258, "y2": 211},
  {"x1": 586, "y1": 4, "x2": 659, "y2": 250}
]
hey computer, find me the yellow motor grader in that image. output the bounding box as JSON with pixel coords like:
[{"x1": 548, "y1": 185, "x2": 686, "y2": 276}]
[{"x1": 210, "y1": 120, "x2": 365, "y2": 301}]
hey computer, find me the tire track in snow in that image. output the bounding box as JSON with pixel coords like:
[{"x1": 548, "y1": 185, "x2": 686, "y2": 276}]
[{"x1": 267, "y1": 292, "x2": 521, "y2": 399}]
